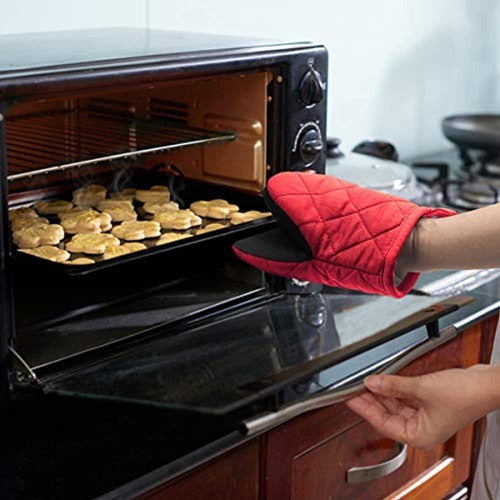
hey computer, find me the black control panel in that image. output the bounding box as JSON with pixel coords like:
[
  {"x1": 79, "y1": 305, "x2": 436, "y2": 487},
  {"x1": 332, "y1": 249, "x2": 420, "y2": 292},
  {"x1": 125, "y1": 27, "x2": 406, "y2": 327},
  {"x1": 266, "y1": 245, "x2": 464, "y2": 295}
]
[{"x1": 276, "y1": 47, "x2": 328, "y2": 174}]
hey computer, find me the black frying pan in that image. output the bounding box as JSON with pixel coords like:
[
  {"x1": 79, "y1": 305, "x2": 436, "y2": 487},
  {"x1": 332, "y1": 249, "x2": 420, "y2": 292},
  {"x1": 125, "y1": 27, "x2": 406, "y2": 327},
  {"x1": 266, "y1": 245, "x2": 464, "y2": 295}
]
[{"x1": 442, "y1": 114, "x2": 500, "y2": 152}]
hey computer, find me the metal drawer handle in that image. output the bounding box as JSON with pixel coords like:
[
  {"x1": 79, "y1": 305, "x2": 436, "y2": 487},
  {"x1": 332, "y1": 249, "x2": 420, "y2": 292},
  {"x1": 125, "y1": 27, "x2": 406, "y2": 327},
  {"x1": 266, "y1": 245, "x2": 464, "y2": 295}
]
[
  {"x1": 346, "y1": 442, "x2": 408, "y2": 484},
  {"x1": 242, "y1": 325, "x2": 458, "y2": 436}
]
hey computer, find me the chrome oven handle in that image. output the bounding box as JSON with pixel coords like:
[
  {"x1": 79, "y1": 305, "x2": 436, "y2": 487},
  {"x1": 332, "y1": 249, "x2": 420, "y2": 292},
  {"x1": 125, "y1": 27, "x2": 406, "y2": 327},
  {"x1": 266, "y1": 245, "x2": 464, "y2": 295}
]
[
  {"x1": 346, "y1": 442, "x2": 408, "y2": 484},
  {"x1": 242, "y1": 325, "x2": 458, "y2": 436}
]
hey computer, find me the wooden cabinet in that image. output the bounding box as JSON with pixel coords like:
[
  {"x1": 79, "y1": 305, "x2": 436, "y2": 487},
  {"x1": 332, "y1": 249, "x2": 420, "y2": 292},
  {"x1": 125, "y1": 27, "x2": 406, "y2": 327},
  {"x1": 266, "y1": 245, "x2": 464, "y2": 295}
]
[
  {"x1": 139, "y1": 441, "x2": 259, "y2": 500},
  {"x1": 264, "y1": 315, "x2": 498, "y2": 500},
  {"x1": 135, "y1": 315, "x2": 497, "y2": 500}
]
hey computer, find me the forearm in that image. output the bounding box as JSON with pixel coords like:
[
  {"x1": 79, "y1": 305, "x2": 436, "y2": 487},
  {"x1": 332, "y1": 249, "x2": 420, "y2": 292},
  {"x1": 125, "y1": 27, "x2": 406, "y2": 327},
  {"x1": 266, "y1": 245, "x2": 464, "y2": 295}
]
[{"x1": 398, "y1": 203, "x2": 500, "y2": 274}]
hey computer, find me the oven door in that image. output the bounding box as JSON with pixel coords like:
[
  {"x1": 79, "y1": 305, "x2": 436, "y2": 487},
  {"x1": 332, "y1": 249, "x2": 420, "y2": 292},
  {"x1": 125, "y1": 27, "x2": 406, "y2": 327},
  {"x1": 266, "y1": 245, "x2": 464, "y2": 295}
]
[{"x1": 40, "y1": 292, "x2": 470, "y2": 417}]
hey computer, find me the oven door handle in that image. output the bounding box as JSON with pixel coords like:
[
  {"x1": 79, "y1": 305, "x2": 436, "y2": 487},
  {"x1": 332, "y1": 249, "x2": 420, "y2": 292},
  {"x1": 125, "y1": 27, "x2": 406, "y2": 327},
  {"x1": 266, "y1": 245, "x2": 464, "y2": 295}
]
[{"x1": 241, "y1": 325, "x2": 458, "y2": 436}]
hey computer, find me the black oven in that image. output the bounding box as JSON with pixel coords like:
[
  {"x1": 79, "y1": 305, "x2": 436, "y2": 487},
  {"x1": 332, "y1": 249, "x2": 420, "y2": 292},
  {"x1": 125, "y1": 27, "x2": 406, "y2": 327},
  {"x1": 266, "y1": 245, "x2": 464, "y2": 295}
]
[{"x1": 0, "y1": 29, "x2": 328, "y2": 400}]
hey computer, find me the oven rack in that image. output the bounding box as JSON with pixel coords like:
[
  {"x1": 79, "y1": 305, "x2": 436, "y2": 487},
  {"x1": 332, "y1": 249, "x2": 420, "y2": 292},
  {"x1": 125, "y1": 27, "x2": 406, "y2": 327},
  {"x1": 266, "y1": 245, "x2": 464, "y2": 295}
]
[{"x1": 5, "y1": 111, "x2": 237, "y2": 181}]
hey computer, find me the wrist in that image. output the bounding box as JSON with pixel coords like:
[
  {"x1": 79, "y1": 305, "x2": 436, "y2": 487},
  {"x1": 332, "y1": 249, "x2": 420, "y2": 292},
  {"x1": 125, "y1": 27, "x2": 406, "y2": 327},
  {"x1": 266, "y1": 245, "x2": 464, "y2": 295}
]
[
  {"x1": 396, "y1": 217, "x2": 435, "y2": 277},
  {"x1": 468, "y1": 364, "x2": 500, "y2": 415}
]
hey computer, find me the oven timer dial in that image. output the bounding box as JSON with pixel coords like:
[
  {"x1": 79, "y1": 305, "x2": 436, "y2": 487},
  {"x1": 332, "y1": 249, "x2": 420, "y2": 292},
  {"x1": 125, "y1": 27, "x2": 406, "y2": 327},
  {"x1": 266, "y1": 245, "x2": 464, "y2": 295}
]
[
  {"x1": 294, "y1": 122, "x2": 324, "y2": 166},
  {"x1": 299, "y1": 65, "x2": 325, "y2": 106}
]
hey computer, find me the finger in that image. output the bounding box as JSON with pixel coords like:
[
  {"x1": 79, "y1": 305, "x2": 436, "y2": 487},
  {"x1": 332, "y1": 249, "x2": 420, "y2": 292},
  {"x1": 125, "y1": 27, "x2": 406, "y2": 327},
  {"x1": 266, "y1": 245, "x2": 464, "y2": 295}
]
[
  {"x1": 375, "y1": 395, "x2": 418, "y2": 420},
  {"x1": 347, "y1": 393, "x2": 388, "y2": 417},
  {"x1": 365, "y1": 374, "x2": 422, "y2": 400},
  {"x1": 346, "y1": 393, "x2": 409, "y2": 443}
]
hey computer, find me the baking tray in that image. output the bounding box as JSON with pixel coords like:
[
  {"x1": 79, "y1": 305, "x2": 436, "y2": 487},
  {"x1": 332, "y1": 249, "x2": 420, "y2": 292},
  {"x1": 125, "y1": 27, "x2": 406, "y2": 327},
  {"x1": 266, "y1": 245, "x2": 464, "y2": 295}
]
[{"x1": 11, "y1": 178, "x2": 275, "y2": 277}]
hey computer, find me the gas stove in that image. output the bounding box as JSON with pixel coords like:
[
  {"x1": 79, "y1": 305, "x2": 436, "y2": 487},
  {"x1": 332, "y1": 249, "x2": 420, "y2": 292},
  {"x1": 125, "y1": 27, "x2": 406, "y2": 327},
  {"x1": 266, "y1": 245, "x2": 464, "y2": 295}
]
[{"x1": 326, "y1": 138, "x2": 500, "y2": 212}]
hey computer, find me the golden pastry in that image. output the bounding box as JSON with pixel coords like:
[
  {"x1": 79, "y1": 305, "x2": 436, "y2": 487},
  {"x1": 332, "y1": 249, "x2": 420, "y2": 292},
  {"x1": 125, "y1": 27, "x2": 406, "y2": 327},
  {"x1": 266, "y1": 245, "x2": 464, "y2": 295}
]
[
  {"x1": 155, "y1": 232, "x2": 193, "y2": 246},
  {"x1": 143, "y1": 201, "x2": 179, "y2": 215},
  {"x1": 154, "y1": 210, "x2": 201, "y2": 230},
  {"x1": 19, "y1": 245, "x2": 70, "y2": 263},
  {"x1": 230, "y1": 210, "x2": 272, "y2": 225},
  {"x1": 63, "y1": 257, "x2": 96, "y2": 265},
  {"x1": 109, "y1": 188, "x2": 136, "y2": 201},
  {"x1": 102, "y1": 242, "x2": 147, "y2": 260},
  {"x1": 102, "y1": 207, "x2": 137, "y2": 222},
  {"x1": 190, "y1": 199, "x2": 239, "y2": 219},
  {"x1": 11, "y1": 216, "x2": 49, "y2": 232},
  {"x1": 72, "y1": 184, "x2": 107, "y2": 207},
  {"x1": 111, "y1": 220, "x2": 161, "y2": 241},
  {"x1": 66, "y1": 233, "x2": 120, "y2": 255},
  {"x1": 60, "y1": 209, "x2": 112, "y2": 234},
  {"x1": 194, "y1": 223, "x2": 228, "y2": 235},
  {"x1": 13, "y1": 224, "x2": 65, "y2": 249},
  {"x1": 9, "y1": 207, "x2": 38, "y2": 221},
  {"x1": 34, "y1": 200, "x2": 73, "y2": 215},
  {"x1": 135, "y1": 185, "x2": 170, "y2": 204},
  {"x1": 58, "y1": 207, "x2": 92, "y2": 220},
  {"x1": 97, "y1": 200, "x2": 134, "y2": 211}
]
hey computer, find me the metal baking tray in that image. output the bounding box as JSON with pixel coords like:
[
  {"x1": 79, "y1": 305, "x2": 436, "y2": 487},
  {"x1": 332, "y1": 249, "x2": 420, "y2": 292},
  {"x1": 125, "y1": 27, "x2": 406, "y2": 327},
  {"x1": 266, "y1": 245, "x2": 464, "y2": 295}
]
[{"x1": 12, "y1": 180, "x2": 274, "y2": 277}]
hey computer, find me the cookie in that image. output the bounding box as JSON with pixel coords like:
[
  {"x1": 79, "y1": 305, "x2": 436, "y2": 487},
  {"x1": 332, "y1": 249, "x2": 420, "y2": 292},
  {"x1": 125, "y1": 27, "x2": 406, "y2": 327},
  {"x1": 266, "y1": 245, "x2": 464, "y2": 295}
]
[
  {"x1": 156, "y1": 232, "x2": 193, "y2": 246},
  {"x1": 60, "y1": 209, "x2": 112, "y2": 234},
  {"x1": 190, "y1": 199, "x2": 239, "y2": 219},
  {"x1": 111, "y1": 221, "x2": 161, "y2": 241},
  {"x1": 63, "y1": 257, "x2": 96, "y2": 265},
  {"x1": 230, "y1": 210, "x2": 272, "y2": 225},
  {"x1": 66, "y1": 233, "x2": 120, "y2": 255},
  {"x1": 9, "y1": 207, "x2": 37, "y2": 221},
  {"x1": 102, "y1": 207, "x2": 137, "y2": 222},
  {"x1": 72, "y1": 184, "x2": 107, "y2": 207},
  {"x1": 135, "y1": 186, "x2": 170, "y2": 204},
  {"x1": 143, "y1": 201, "x2": 179, "y2": 215},
  {"x1": 11, "y1": 216, "x2": 49, "y2": 232},
  {"x1": 194, "y1": 223, "x2": 228, "y2": 235},
  {"x1": 13, "y1": 224, "x2": 65, "y2": 248},
  {"x1": 58, "y1": 207, "x2": 93, "y2": 220},
  {"x1": 154, "y1": 210, "x2": 201, "y2": 230},
  {"x1": 102, "y1": 242, "x2": 147, "y2": 260},
  {"x1": 109, "y1": 188, "x2": 136, "y2": 201},
  {"x1": 34, "y1": 200, "x2": 74, "y2": 215},
  {"x1": 19, "y1": 245, "x2": 70, "y2": 263},
  {"x1": 97, "y1": 200, "x2": 134, "y2": 211}
]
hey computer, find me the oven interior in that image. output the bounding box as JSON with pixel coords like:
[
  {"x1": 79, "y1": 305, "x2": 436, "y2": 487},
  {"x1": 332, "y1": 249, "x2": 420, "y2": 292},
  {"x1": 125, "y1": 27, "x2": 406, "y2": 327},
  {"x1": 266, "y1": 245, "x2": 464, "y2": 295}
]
[{"x1": 6, "y1": 69, "x2": 284, "y2": 383}]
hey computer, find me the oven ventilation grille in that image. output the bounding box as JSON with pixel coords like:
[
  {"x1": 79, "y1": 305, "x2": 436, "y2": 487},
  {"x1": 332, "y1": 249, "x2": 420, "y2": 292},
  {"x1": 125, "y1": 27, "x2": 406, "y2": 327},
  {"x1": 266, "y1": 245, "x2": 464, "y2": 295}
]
[
  {"x1": 149, "y1": 98, "x2": 188, "y2": 125},
  {"x1": 5, "y1": 110, "x2": 236, "y2": 181}
]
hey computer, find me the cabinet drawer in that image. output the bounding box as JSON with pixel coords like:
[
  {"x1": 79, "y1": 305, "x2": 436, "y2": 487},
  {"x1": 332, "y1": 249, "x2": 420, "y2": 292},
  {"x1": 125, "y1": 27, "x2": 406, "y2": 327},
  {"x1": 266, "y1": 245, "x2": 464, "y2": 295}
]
[{"x1": 290, "y1": 420, "x2": 471, "y2": 500}]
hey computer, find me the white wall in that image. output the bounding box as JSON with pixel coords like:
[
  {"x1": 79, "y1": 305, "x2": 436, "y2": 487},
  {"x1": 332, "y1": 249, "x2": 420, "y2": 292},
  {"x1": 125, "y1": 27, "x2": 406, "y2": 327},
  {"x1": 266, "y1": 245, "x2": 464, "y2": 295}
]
[
  {"x1": 148, "y1": 0, "x2": 500, "y2": 158},
  {"x1": 2, "y1": 0, "x2": 499, "y2": 158}
]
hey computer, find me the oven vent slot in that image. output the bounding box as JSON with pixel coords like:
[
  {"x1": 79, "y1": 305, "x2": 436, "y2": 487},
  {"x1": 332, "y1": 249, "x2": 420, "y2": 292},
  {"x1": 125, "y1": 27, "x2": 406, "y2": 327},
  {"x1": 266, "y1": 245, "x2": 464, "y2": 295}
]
[
  {"x1": 88, "y1": 98, "x2": 136, "y2": 119},
  {"x1": 5, "y1": 110, "x2": 236, "y2": 182},
  {"x1": 149, "y1": 98, "x2": 188, "y2": 125}
]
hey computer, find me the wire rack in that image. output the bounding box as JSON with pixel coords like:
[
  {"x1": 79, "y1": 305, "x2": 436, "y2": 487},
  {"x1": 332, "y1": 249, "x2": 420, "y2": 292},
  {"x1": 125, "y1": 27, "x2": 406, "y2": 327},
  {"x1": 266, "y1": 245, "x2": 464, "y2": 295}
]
[{"x1": 6, "y1": 111, "x2": 237, "y2": 181}]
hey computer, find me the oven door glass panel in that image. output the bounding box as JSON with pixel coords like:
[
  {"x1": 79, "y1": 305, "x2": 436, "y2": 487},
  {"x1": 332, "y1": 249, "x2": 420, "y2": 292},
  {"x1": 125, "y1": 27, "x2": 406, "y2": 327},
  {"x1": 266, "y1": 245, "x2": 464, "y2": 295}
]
[{"x1": 43, "y1": 293, "x2": 454, "y2": 415}]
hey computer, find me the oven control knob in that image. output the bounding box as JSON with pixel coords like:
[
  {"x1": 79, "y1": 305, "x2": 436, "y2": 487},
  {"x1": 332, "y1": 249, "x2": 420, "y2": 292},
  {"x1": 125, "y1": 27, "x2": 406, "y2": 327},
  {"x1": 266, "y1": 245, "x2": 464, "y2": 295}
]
[
  {"x1": 299, "y1": 66, "x2": 325, "y2": 106},
  {"x1": 298, "y1": 125, "x2": 324, "y2": 165}
]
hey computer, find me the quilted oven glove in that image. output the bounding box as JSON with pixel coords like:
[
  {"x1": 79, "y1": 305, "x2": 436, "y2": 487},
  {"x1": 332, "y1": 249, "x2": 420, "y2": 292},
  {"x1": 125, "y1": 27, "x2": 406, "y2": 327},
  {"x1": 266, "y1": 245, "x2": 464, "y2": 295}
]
[{"x1": 233, "y1": 172, "x2": 456, "y2": 298}]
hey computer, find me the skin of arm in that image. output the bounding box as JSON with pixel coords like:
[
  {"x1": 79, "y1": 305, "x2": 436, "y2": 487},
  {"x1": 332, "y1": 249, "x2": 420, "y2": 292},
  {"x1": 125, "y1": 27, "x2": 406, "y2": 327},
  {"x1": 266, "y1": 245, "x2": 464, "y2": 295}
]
[{"x1": 347, "y1": 203, "x2": 500, "y2": 449}]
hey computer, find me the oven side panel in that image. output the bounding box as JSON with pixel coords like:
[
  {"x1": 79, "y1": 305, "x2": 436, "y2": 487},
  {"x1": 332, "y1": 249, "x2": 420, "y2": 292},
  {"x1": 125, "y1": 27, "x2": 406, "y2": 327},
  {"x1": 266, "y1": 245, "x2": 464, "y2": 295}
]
[{"x1": 0, "y1": 102, "x2": 15, "y2": 400}]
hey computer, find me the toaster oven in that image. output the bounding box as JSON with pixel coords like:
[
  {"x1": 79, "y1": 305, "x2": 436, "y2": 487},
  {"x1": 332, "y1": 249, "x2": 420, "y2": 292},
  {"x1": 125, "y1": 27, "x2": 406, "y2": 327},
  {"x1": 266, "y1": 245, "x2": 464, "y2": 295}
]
[{"x1": 0, "y1": 29, "x2": 329, "y2": 399}]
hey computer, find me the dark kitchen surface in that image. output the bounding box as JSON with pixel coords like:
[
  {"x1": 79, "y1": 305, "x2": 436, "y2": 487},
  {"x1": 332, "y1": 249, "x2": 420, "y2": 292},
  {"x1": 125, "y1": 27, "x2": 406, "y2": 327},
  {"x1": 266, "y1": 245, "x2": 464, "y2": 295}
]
[{"x1": 0, "y1": 28, "x2": 296, "y2": 77}]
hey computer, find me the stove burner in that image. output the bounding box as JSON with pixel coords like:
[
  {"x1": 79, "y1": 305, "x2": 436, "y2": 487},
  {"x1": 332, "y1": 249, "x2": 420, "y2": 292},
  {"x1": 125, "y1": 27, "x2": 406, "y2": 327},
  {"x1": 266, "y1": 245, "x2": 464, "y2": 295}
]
[{"x1": 460, "y1": 181, "x2": 498, "y2": 205}]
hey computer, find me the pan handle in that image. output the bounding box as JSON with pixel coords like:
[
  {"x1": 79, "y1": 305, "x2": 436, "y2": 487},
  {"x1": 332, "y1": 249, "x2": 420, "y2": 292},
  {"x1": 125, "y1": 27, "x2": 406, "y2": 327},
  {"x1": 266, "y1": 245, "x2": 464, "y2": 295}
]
[{"x1": 241, "y1": 325, "x2": 458, "y2": 436}]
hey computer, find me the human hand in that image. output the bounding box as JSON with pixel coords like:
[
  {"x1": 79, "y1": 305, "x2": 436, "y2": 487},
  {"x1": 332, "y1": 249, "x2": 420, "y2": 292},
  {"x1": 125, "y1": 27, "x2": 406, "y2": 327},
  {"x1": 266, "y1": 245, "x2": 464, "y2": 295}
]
[{"x1": 345, "y1": 364, "x2": 500, "y2": 450}]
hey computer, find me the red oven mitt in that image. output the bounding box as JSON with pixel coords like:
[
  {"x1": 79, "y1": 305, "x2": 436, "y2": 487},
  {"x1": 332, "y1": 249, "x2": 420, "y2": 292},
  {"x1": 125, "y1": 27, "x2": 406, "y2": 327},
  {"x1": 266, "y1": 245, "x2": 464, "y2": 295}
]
[{"x1": 233, "y1": 172, "x2": 456, "y2": 298}]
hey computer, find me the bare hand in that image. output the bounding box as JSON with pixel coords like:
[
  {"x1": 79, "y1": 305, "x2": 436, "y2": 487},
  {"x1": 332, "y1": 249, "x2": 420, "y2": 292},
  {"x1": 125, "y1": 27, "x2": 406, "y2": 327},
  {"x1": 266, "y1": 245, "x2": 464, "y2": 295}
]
[{"x1": 345, "y1": 365, "x2": 500, "y2": 449}]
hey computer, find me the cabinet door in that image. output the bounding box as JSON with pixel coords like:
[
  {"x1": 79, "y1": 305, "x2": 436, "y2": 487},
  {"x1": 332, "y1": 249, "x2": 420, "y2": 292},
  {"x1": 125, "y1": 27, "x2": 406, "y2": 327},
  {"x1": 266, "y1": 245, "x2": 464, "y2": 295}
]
[
  {"x1": 264, "y1": 317, "x2": 498, "y2": 500},
  {"x1": 139, "y1": 441, "x2": 259, "y2": 500}
]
